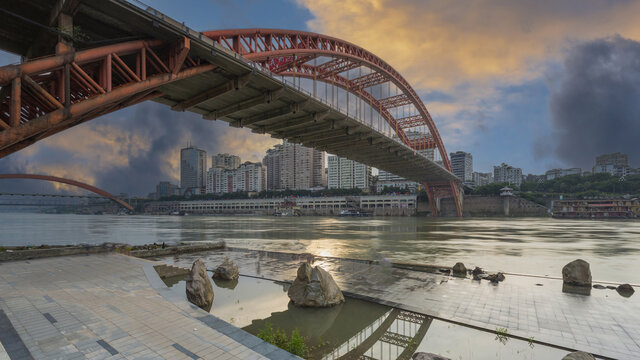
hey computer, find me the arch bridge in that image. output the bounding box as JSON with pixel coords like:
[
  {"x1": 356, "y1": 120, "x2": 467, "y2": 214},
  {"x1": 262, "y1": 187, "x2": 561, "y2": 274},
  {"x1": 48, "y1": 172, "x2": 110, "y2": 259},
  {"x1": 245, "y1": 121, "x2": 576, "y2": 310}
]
[
  {"x1": 0, "y1": 174, "x2": 134, "y2": 212},
  {"x1": 0, "y1": 0, "x2": 462, "y2": 216}
]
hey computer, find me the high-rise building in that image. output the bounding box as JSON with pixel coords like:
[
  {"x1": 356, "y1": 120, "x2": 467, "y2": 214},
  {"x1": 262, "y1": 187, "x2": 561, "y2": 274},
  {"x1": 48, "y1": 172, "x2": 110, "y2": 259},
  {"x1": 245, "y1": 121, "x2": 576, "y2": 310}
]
[
  {"x1": 593, "y1": 152, "x2": 631, "y2": 177},
  {"x1": 180, "y1": 146, "x2": 207, "y2": 190},
  {"x1": 472, "y1": 172, "x2": 493, "y2": 187},
  {"x1": 155, "y1": 181, "x2": 179, "y2": 199},
  {"x1": 545, "y1": 168, "x2": 581, "y2": 180},
  {"x1": 450, "y1": 151, "x2": 473, "y2": 183},
  {"x1": 211, "y1": 153, "x2": 241, "y2": 170},
  {"x1": 206, "y1": 162, "x2": 265, "y2": 194},
  {"x1": 263, "y1": 145, "x2": 283, "y2": 190},
  {"x1": 493, "y1": 163, "x2": 523, "y2": 187},
  {"x1": 327, "y1": 156, "x2": 371, "y2": 190},
  {"x1": 595, "y1": 152, "x2": 628, "y2": 167},
  {"x1": 280, "y1": 140, "x2": 325, "y2": 190}
]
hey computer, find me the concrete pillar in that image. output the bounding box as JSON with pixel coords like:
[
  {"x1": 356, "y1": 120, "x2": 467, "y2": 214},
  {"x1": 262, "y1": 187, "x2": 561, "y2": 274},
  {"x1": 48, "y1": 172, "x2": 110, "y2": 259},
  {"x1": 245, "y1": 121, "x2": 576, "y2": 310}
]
[{"x1": 503, "y1": 196, "x2": 510, "y2": 216}]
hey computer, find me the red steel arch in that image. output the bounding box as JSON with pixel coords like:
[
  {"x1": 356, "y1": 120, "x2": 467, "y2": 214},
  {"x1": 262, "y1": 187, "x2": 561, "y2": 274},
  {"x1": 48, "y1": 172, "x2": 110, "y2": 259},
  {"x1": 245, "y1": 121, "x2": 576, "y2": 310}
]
[
  {"x1": 0, "y1": 174, "x2": 134, "y2": 212},
  {"x1": 203, "y1": 29, "x2": 449, "y2": 169}
]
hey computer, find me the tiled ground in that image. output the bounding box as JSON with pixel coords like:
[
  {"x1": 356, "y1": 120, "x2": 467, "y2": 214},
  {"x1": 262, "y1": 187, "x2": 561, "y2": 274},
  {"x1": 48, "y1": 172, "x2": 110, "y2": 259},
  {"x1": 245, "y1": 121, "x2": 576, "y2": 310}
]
[
  {"x1": 164, "y1": 248, "x2": 640, "y2": 360},
  {"x1": 0, "y1": 254, "x2": 298, "y2": 360}
]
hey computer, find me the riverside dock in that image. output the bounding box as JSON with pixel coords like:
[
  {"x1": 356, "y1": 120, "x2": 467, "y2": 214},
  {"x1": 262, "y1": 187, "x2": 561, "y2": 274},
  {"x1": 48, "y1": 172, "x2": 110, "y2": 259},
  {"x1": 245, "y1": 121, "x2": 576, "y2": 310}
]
[
  {"x1": 165, "y1": 248, "x2": 640, "y2": 360},
  {"x1": 0, "y1": 248, "x2": 638, "y2": 359}
]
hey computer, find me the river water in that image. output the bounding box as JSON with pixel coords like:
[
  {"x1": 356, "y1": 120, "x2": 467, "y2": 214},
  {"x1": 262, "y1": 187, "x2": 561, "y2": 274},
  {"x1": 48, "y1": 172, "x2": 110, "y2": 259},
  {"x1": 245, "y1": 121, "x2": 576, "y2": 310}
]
[{"x1": 1, "y1": 213, "x2": 639, "y2": 283}]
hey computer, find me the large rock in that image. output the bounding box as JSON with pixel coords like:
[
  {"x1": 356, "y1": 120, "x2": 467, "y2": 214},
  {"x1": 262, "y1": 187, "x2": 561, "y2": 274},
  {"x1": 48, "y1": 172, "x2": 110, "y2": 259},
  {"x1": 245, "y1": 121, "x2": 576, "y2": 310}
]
[
  {"x1": 616, "y1": 283, "x2": 635, "y2": 297},
  {"x1": 288, "y1": 263, "x2": 344, "y2": 307},
  {"x1": 562, "y1": 259, "x2": 592, "y2": 287},
  {"x1": 452, "y1": 262, "x2": 467, "y2": 277},
  {"x1": 186, "y1": 259, "x2": 214, "y2": 311},
  {"x1": 212, "y1": 258, "x2": 239, "y2": 280},
  {"x1": 562, "y1": 351, "x2": 595, "y2": 360},
  {"x1": 412, "y1": 352, "x2": 451, "y2": 360}
]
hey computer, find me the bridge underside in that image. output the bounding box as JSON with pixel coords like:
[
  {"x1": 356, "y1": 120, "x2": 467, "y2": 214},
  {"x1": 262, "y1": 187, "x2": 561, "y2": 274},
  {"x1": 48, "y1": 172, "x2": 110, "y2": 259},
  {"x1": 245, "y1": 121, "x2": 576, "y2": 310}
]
[{"x1": 0, "y1": 0, "x2": 462, "y2": 216}]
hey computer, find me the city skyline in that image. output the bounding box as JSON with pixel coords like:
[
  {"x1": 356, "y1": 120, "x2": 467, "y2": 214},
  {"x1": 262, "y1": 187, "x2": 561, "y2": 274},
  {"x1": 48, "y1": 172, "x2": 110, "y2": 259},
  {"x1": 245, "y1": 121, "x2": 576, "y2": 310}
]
[{"x1": 1, "y1": 0, "x2": 639, "y2": 195}]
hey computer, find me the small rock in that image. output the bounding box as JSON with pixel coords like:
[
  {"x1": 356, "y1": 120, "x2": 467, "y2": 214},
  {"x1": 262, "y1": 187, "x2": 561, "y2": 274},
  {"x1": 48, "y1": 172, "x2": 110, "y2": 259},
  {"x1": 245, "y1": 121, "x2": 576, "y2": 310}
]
[
  {"x1": 616, "y1": 284, "x2": 635, "y2": 297},
  {"x1": 535, "y1": 283, "x2": 543, "y2": 286},
  {"x1": 606, "y1": 285, "x2": 617, "y2": 290},
  {"x1": 186, "y1": 259, "x2": 214, "y2": 311},
  {"x1": 562, "y1": 259, "x2": 592, "y2": 287},
  {"x1": 472, "y1": 266, "x2": 484, "y2": 276},
  {"x1": 452, "y1": 262, "x2": 467, "y2": 277},
  {"x1": 412, "y1": 352, "x2": 451, "y2": 360},
  {"x1": 212, "y1": 258, "x2": 239, "y2": 281},
  {"x1": 562, "y1": 351, "x2": 595, "y2": 360},
  {"x1": 288, "y1": 263, "x2": 344, "y2": 307},
  {"x1": 592, "y1": 284, "x2": 606, "y2": 289},
  {"x1": 485, "y1": 272, "x2": 505, "y2": 283},
  {"x1": 438, "y1": 268, "x2": 450, "y2": 274}
]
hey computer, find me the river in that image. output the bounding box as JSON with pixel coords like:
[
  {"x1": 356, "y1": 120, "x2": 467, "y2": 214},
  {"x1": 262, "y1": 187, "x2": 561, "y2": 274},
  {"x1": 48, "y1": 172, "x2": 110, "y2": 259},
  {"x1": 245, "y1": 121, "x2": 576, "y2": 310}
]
[{"x1": 1, "y1": 213, "x2": 639, "y2": 283}]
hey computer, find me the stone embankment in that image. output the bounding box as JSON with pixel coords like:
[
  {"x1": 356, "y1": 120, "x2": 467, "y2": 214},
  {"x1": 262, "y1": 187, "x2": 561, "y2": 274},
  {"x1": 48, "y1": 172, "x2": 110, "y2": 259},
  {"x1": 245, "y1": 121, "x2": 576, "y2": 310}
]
[{"x1": 0, "y1": 241, "x2": 225, "y2": 262}]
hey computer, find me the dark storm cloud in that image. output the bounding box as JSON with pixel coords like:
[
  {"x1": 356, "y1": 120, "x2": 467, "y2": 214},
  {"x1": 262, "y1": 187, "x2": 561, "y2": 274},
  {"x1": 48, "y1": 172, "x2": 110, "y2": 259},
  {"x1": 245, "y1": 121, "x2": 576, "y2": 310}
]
[
  {"x1": 0, "y1": 102, "x2": 226, "y2": 196},
  {"x1": 547, "y1": 35, "x2": 640, "y2": 168},
  {"x1": 83, "y1": 102, "x2": 224, "y2": 196}
]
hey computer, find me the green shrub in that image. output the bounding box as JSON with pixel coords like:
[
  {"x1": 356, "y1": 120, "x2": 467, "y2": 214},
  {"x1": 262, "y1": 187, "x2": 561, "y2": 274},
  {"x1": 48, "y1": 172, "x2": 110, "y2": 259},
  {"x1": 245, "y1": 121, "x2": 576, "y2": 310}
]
[{"x1": 257, "y1": 322, "x2": 308, "y2": 358}]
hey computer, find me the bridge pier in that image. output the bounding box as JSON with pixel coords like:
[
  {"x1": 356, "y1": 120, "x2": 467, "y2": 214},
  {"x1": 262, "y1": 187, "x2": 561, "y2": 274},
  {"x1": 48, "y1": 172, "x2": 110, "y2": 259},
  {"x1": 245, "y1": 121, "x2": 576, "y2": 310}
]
[{"x1": 424, "y1": 182, "x2": 463, "y2": 218}]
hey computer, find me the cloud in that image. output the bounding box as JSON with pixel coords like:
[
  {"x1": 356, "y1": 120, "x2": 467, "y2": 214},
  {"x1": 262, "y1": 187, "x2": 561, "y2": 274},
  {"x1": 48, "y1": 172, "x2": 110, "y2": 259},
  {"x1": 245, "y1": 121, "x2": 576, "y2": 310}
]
[
  {"x1": 296, "y1": 0, "x2": 640, "y2": 159},
  {"x1": 545, "y1": 35, "x2": 640, "y2": 169},
  {"x1": 297, "y1": 0, "x2": 640, "y2": 91}
]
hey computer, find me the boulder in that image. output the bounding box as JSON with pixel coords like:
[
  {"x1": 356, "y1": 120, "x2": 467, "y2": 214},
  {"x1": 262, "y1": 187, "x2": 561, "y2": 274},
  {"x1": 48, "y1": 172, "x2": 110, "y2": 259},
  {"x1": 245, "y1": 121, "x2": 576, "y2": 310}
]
[
  {"x1": 288, "y1": 263, "x2": 344, "y2": 307},
  {"x1": 452, "y1": 262, "x2": 467, "y2": 277},
  {"x1": 212, "y1": 258, "x2": 239, "y2": 280},
  {"x1": 186, "y1": 259, "x2": 214, "y2": 311},
  {"x1": 616, "y1": 284, "x2": 635, "y2": 297},
  {"x1": 486, "y1": 272, "x2": 505, "y2": 283},
  {"x1": 412, "y1": 352, "x2": 451, "y2": 360},
  {"x1": 562, "y1": 259, "x2": 592, "y2": 287},
  {"x1": 562, "y1": 351, "x2": 595, "y2": 360},
  {"x1": 562, "y1": 283, "x2": 591, "y2": 296}
]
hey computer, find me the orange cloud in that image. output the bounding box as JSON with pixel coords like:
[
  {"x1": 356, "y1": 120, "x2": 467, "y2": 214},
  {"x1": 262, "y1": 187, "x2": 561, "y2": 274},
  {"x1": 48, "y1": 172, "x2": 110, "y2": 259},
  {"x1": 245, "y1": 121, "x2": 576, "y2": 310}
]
[
  {"x1": 298, "y1": 0, "x2": 640, "y2": 91},
  {"x1": 216, "y1": 127, "x2": 281, "y2": 163}
]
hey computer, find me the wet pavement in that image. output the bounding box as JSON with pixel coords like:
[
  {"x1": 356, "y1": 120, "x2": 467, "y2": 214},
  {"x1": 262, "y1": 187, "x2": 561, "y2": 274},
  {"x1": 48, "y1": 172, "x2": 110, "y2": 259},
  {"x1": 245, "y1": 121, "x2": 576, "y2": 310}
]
[
  {"x1": 162, "y1": 248, "x2": 640, "y2": 360},
  {"x1": 0, "y1": 254, "x2": 299, "y2": 360}
]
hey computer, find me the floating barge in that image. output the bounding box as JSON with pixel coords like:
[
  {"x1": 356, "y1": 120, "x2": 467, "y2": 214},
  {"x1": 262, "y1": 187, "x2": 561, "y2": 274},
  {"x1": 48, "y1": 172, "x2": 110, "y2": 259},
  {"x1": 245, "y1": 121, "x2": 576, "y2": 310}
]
[{"x1": 552, "y1": 198, "x2": 640, "y2": 219}]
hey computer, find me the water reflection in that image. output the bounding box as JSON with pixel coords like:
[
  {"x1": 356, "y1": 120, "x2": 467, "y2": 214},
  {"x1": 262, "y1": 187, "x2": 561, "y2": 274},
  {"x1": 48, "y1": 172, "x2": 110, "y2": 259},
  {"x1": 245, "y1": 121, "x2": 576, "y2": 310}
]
[{"x1": 2, "y1": 213, "x2": 639, "y2": 282}]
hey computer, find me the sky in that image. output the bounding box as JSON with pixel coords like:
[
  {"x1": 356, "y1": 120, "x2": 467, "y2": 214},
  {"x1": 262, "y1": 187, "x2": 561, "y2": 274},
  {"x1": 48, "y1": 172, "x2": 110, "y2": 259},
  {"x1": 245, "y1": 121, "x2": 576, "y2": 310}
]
[{"x1": 1, "y1": 0, "x2": 640, "y2": 195}]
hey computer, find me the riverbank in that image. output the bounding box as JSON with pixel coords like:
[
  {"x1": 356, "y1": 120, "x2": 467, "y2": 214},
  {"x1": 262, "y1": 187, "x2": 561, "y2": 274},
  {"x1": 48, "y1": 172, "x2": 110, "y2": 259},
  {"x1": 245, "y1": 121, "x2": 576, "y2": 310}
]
[{"x1": 0, "y1": 242, "x2": 225, "y2": 262}]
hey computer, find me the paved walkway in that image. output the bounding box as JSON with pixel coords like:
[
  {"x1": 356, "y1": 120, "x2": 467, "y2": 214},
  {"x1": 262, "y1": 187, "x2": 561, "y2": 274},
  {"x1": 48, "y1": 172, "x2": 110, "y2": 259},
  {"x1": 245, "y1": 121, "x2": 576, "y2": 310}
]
[
  {"x1": 0, "y1": 254, "x2": 298, "y2": 360},
  {"x1": 165, "y1": 248, "x2": 640, "y2": 360}
]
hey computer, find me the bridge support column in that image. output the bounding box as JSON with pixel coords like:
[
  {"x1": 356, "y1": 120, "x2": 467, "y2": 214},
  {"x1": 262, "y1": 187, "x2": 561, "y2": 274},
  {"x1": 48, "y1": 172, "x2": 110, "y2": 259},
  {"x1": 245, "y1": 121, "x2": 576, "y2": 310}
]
[{"x1": 56, "y1": 12, "x2": 74, "y2": 54}]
